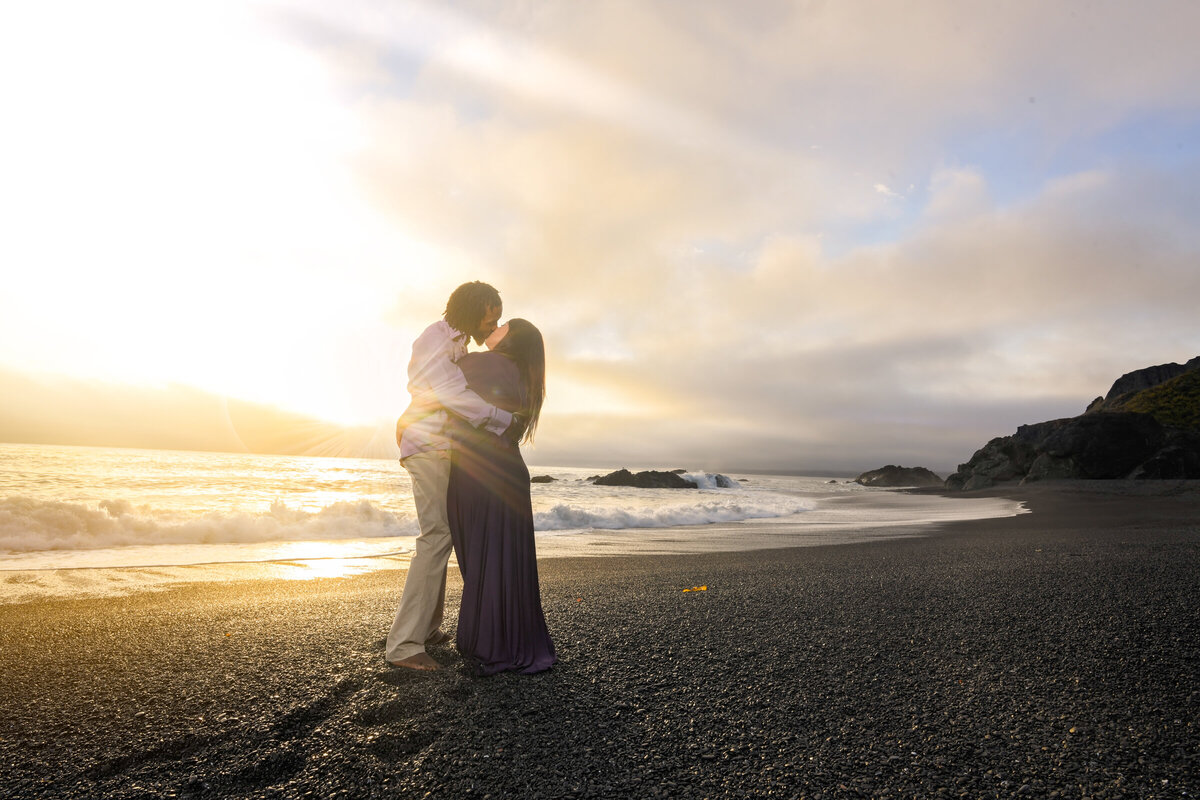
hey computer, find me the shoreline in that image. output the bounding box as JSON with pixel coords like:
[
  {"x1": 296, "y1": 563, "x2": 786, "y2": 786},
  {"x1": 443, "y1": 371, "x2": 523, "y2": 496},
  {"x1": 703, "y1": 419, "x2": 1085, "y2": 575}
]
[
  {"x1": 2, "y1": 482, "x2": 1197, "y2": 798},
  {"x1": 0, "y1": 485, "x2": 1027, "y2": 605}
]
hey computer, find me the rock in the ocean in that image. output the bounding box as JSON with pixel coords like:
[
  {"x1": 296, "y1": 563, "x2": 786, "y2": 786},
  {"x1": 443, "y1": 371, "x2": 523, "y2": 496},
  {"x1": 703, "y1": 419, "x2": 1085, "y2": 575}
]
[
  {"x1": 854, "y1": 465, "x2": 943, "y2": 487},
  {"x1": 530, "y1": 475, "x2": 556, "y2": 483},
  {"x1": 592, "y1": 469, "x2": 698, "y2": 489}
]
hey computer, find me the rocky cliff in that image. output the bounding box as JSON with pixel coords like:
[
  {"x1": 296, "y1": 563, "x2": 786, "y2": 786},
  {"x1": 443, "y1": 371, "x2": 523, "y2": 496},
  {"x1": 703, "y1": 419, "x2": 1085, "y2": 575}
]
[
  {"x1": 1085, "y1": 356, "x2": 1200, "y2": 414},
  {"x1": 946, "y1": 358, "x2": 1200, "y2": 489}
]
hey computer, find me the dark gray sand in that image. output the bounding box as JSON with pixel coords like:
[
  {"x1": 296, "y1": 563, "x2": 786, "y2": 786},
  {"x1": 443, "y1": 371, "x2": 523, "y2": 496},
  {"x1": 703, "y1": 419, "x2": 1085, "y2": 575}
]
[{"x1": 2, "y1": 483, "x2": 1197, "y2": 799}]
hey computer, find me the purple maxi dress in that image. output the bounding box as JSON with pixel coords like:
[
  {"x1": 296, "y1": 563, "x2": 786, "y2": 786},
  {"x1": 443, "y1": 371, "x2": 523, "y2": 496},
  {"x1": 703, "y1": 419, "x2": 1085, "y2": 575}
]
[{"x1": 447, "y1": 351, "x2": 556, "y2": 675}]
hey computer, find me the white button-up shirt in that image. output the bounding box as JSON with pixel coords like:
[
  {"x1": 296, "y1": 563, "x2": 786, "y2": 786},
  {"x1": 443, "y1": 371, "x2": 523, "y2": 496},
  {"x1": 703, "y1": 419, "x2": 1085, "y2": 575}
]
[{"x1": 398, "y1": 320, "x2": 514, "y2": 459}]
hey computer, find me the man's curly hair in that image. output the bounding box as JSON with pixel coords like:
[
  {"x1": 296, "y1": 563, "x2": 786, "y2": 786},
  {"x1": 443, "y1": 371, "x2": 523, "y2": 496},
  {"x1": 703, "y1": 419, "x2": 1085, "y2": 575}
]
[{"x1": 443, "y1": 281, "x2": 501, "y2": 334}]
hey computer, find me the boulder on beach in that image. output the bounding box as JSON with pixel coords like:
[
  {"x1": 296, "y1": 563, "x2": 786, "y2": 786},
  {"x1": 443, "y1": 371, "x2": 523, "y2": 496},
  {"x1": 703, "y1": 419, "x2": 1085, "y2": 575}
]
[
  {"x1": 592, "y1": 469, "x2": 698, "y2": 489},
  {"x1": 854, "y1": 465, "x2": 944, "y2": 488}
]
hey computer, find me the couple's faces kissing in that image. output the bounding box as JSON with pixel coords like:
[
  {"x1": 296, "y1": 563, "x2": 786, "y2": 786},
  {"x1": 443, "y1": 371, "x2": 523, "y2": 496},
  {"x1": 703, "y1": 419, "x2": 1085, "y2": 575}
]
[
  {"x1": 473, "y1": 304, "x2": 502, "y2": 346},
  {"x1": 484, "y1": 321, "x2": 510, "y2": 350}
]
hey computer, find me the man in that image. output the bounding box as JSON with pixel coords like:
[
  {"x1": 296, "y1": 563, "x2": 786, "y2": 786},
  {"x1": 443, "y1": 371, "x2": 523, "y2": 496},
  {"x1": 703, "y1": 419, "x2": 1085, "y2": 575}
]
[{"x1": 385, "y1": 281, "x2": 516, "y2": 671}]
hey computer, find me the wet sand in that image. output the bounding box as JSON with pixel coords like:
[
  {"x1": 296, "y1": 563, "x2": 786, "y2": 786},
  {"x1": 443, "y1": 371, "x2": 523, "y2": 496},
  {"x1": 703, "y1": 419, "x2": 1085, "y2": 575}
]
[{"x1": 1, "y1": 482, "x2": 1197, "y2": 799}]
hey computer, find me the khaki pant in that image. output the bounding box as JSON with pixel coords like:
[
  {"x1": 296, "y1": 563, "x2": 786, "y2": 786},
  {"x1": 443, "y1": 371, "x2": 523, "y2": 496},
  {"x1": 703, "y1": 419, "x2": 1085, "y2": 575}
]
[{"x1": 385, "y1": 450, "x2": 453, "y2": 662}]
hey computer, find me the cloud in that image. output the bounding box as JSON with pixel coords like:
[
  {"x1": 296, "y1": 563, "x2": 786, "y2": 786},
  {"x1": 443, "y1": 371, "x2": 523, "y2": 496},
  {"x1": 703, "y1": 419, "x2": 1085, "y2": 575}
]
[
  {"x1": 3, "y1": 1, "x2": 1200, "y2": 473},
  {"x1": 924, "y1": 168, "x2": 992, "y2": 223},
  {"x1": 518, "y1": 160, "x2": 1200, "y2": 471},
  {"x1": 289, "y1": 1, "x2": 1200, "y2": 470}
]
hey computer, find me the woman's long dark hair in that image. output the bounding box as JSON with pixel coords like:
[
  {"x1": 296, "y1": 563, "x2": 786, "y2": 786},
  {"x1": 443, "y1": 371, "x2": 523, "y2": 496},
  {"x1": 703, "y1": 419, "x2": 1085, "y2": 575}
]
[{"x1": 492, "y1": 318, "x2": 545, "y2": 444}]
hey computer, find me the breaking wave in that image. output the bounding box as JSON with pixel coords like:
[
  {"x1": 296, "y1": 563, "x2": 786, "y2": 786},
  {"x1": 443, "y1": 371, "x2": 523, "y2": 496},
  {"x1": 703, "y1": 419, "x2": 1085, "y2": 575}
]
[
  {"x1": 681, "y1": 472, "x2": 739, "y2": 489},
  {"x1": 0, "y1": 490, "x2": 814, "y2": 553},
  {"x1": 534, "y1": 495, "x2": 812, "y2": 532},
  {"x1": 0, "y1": 496, "x2": 418, "y2": 554}
]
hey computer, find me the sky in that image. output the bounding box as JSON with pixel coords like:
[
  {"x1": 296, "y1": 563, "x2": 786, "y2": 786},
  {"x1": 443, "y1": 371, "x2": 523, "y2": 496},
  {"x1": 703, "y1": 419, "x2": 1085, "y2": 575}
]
[{"x1": 2, "y1": 0, "x2": 1199, "y2": 474}]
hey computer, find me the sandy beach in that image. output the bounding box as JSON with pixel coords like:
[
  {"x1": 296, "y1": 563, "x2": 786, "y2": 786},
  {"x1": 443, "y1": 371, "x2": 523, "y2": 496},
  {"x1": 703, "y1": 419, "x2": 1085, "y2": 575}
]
[{"x1": 2, "y1": 482, "x2": 1197, "y2": 799}]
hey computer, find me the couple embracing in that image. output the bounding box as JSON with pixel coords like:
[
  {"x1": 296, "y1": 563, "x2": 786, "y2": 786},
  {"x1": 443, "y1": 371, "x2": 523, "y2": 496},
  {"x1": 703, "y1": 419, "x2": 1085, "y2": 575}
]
[{"x1": 385, "y1": 281, "x2": 556, "y2": 675}]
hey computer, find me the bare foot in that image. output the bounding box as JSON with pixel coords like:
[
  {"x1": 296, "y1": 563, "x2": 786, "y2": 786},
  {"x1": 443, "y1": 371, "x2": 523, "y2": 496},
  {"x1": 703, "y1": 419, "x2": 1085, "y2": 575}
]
[
  {"x1": 387, "y1": 652, "x2": 441, "y2": 671},
  {"x1": 425, "y1": 630, "x2": 451, "y2": 646}
]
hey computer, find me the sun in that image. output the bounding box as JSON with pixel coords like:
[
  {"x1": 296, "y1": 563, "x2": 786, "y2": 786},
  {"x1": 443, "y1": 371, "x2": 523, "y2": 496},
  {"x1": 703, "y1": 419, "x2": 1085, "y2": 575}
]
[{"x1": 0, "y1": 0, "x2": 444, "y2": 428}]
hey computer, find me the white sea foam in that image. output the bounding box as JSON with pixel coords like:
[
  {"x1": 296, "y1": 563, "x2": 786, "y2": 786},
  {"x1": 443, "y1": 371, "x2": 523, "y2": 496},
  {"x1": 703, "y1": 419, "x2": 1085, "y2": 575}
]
[
  {"x1": 0, "y1": 496, "x2": 419, "y2": 554},
  {"x1": 681, "y1": 472, "x2": 739, "y2": 489},
  {"x1": 0, "y1": 491, "x2": 812, "y2": 553},
  {"x1": 534, "y1": 494, "x2": 811, "y2": 532}
]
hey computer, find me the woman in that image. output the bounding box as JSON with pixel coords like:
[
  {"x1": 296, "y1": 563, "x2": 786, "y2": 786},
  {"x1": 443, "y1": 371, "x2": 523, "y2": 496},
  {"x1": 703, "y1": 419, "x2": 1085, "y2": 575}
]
[{"x1": 446, "y1": 318, "x2": 556, "y2": 675}]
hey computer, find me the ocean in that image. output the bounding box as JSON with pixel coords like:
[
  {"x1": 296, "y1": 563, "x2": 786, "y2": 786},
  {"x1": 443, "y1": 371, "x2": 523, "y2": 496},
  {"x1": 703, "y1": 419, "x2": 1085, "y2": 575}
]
[{"x1": 0, "y1": 443, "x2": 1023, "y2": 599}]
